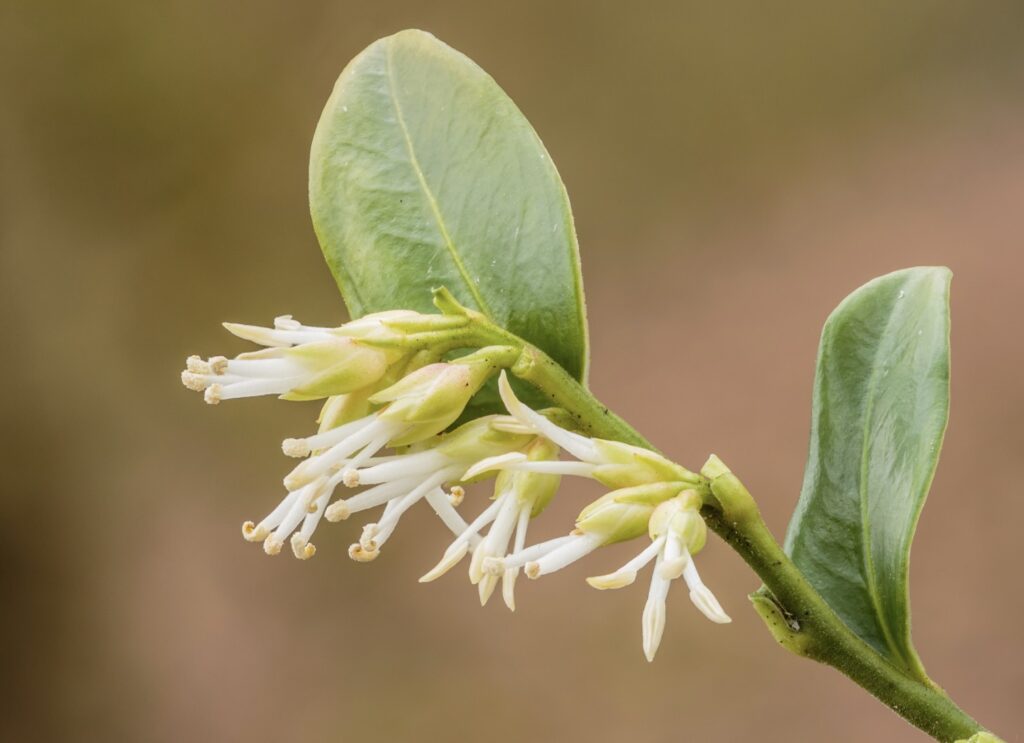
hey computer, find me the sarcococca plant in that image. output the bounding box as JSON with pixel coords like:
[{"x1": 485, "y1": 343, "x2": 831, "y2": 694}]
[{"x1": 181, "y1": 30, "x2": 1004, "y2": 743}]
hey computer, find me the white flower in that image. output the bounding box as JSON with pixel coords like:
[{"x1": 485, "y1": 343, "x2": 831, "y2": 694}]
[
  {"x1": 185, "y1": 310, "x2": 731, "y2": 659},
  {"x1": 243, "y1": 415, "x2": 532, "y2": 561},
  {"x1": 181, "y1": 313, "x2": 415, "y2": 403},
  {"x1": 464, "y1": 371, "x2": 729, "y2": 659},
  {"x1": 464, "y1": 372, "x2": 701, "y2": 490},
  {"x1": 485, "y1": 482, "x2": 684, "y2": 580},
  {"x1": 280, "y1": 350, "x2": 510, "y2": 491},
  {"x1": 587, "y1": 491, "x2": 730, "y2": 662},
  {"x1": 420, "y1": 437, "x2": 561, "y2": 609}
]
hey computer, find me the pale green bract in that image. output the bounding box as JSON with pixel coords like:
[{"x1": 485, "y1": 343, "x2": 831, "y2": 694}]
[
  {"x1": 309, "y1": 29, "x2": 589, "y2": 383},
  {"x1": 784, "y1": 267, "x2": 952, "y2": 681}
]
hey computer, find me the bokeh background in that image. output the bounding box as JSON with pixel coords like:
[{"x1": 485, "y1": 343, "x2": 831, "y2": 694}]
[{"x1": 3, "y1": 2, "x2": 1023, "y2": 741}]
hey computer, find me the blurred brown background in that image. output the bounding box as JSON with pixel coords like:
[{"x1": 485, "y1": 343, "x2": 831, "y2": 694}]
[{"x1": 3, "y1": 2, "x2": 1023, "y2": 741}]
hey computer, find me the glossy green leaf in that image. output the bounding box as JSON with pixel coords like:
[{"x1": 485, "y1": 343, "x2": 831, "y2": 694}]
[
  {"x1": 309, "y1": 29, "x2": 589, "y2": 381},
  {"x1": 784, "y1": 267, "x2": 952, "y2": 681}
]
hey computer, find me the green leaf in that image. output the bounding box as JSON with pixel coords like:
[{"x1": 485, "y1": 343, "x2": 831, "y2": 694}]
[
  {"x1": 784, "y1": 267, "x2": 952, "y2": 681},
  {"x1": 309, "y1": 29, "x2": 589, "y2": 381}
]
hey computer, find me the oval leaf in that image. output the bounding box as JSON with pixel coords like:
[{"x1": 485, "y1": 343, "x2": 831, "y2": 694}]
[
  {"x1": 784, "y1": 267, "x2": 952, "y2": 681},
  {"x1": 309, "y1": 29, "x2": 589, "y2": 381}
]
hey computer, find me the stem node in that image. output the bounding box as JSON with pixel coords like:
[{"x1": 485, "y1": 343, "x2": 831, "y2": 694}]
[{"x1": 749, "y1": 588, "x2": 818, "y2": 658}]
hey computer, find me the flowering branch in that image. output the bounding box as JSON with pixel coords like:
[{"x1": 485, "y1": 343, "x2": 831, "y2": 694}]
[{"x1": 181, "y1": 287, "x2": 998, "y2": 743}]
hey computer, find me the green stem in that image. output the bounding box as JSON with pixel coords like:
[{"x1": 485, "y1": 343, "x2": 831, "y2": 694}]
[
  {"x1": 509, "y1": 345, "x2": 651, "y2": 448},
  {"x1": 455, "y1": 307, "x2": 991, "y2": 741},
  {"x1": 702, "y1": 502, "x2": 982, "y2": 742}
]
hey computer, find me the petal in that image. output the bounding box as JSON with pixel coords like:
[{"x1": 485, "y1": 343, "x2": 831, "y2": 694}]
[{"x1": 497, "y1": 372, "x2": 598, "y2": 461}]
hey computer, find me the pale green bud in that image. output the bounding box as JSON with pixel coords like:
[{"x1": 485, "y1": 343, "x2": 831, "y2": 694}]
[
  {"x1": 370, "y1": 346, "x2": 515, "y2": 446},
  {"x1": 335, "y1": 310, "x2": 422, "y2": 338},
  {"x1": 502, "y1": 437, "x2": 561, "y2": 517},
  {"x1": 576, "y1": 482, "x2": 689, "y2": 545},
  {"x1": 336, "y1": 309, "x2": 471, "y2": 352},
  {"x1": 590, "y1": 440, "x2": 700, "y2": 489},
  {"x1": 316, "y1": 391, "x2": 374, "y2": 433},
  {"x1": 433, "y1": 416, "x2": 534, "y2": 464},
  {"x1": 370, "y1": 363, "x2": 474, "y2": 444},
  {"x1": 182, "y1": 335, "x2": 394, "y2": 404},
  {"x1": 648, "y1": 490, "x2": 706, "y2": 555},
  {"x1": 280, "y1": 338, "x2": 392, "y2": 400}
]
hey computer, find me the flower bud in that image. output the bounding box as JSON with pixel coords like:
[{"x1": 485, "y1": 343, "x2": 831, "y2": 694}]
[
  {"x1": 182, "y1": 336, "x2": 396, "y2": 404},
  {"x1": 316, "y1": 391, "x2": 374, "y2": 433},
  {"x1": 511, "y1": 437, "x2": 561, "y2": 517},
  {"x1": 370, "y1": 346, "x2": 514, "y2": 446},
  {"x1": 590, "y1": 440, "x2": 700, "y2": 490},
  {"x1": 278, "y1": 338, "x2": 393, "y2": 400},
  {"x1": 433, "y1": 416, "x2": 534, "y2": 465},
  {"x1": 576, "y1": 482, "x2": 689, "y2": 545},
  {"x1": 649, "y1": 490, "x2": 706, "y2": 555},
  {"x1": 334, "y1": 310, "x2": 422, "y2": 338}
]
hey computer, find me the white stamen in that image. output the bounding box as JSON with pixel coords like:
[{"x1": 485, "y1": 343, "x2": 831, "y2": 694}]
[
  {"x1": 219, "y1": 357, "x2": 304, "y2": 378},
  {"x1": 186, "y1": 355, "x2": 210, "y2": 373},
  {"x1": 471, "y1": 493, "x2": 520, "y2": 585},
  {"x1": 263, "y1": 478, "x2": 325, "y2": 555},
  {"x1": 324, "y1": 500, "x2": 350, "y2": 522},
  {"x1": 339, "y1": 430, "x2": 396, "y2": 488},
  {"x1": 282, "y1": 414, "x2": 378, "y2": 458},
  {"x1": 181, "y1": 370, "x2": 206, "y2": 391},
  {"x1": 448, "y1": 485, "x2": 465, "y2": 507},
  {"x1": 330, "y1": 476, "x2": 421, "y2": 517},
  {"x1": 290, "y1": 489, "x2": 331, "y2": 559},
  {"x1": 348, "y1": 542, "x2": 378, "y2": 562},
  {"x1": 353, "y1": 450, "x2": 450, "y2": 486},
  {"x1": 214, "y1": 376, "x2": 303, "y2": 402},
  {"x1": 524, "y1": 533, "x2": 603, "y2": 578},
  {"x1": 490, "y1": 534, "x2": 579, "y2": 573},
  {"x1": 360, "y1": 471, "x2": 451, "y2": 552},
  {"x1": 183, "y1": 371, "x2": 249, "y2": 389},
  {"x1": 243, "y1": 488, "x2": 304, "y2": 542},
  {"x1": 284, "y1": 417, "x2": 402, "y2": 490}
]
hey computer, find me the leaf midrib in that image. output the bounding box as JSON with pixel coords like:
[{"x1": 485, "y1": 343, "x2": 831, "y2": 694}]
[
  {"x1": 856, "y1": 286, "x2": 913, "y2": 670},
  {"x1": 384, "y1": 40, "x2": 494, "y2": 319}
]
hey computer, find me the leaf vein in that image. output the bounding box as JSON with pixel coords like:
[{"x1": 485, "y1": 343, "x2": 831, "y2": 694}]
[
  {"x1": 857, "y1": 289, "x2": 911, "y2": 669},
  {"x1": 383, "y1": 41, "x2": 494, "y2": 319}
]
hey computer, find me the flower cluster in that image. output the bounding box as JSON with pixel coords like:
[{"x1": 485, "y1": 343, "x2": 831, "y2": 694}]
[{"x1": 182, "y1": 313, "x2": 728, "y2": 660}]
